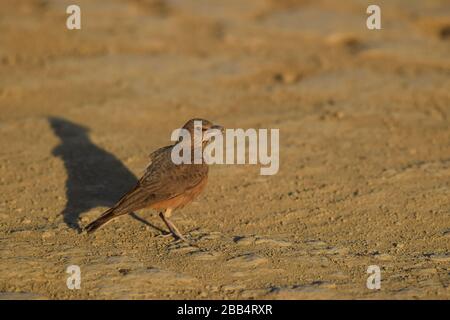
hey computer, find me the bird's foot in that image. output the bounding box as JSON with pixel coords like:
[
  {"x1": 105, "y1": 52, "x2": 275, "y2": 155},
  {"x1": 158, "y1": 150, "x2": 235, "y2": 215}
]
[
  {"x1": 171, "y1": 232, "x2": 199, "y2": 247},
  {"x1": 155, "y1": 232, "x2": 173, "y2": 239},
  {"x1": 155, "y1": 231, "x2": 193, "y2": 245}
]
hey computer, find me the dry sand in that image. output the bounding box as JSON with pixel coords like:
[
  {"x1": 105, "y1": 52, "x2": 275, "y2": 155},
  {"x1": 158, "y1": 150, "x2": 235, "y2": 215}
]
[{"x1": 0, "y1": 0, "x2": 449, "y2": 299}]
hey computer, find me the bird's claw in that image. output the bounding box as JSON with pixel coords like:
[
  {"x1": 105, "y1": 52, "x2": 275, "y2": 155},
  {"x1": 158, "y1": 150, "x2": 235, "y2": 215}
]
[{"x1": 156, "y1": 232, "x2": 173, "y2": 239}]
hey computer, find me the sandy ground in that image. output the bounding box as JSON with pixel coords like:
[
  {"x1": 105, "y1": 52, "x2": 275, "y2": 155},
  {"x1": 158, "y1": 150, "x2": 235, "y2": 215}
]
[{"x1": 0, "y1": 0, "x2": 449, "y2": 299}]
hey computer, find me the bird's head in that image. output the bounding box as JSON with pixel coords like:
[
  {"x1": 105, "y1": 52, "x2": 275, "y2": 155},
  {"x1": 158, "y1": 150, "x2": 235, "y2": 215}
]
[{"x1": 179, "y1": 118, "x2": 224, "y2": 147}]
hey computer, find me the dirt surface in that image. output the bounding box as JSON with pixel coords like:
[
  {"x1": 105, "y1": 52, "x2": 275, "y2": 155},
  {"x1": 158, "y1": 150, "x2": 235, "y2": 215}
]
[{"x1": 0, "y1": 0, "x2": 449, "y2": 299}]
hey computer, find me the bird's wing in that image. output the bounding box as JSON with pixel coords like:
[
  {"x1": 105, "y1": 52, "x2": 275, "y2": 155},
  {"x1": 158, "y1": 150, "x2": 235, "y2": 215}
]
[{"x1": 111, "y1": 145, "x2": 208, "y2": 214}]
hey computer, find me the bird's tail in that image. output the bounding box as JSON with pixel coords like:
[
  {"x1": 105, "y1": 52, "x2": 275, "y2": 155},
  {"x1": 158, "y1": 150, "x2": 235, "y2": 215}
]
[{"x1": 85, "y1": 207, "x2": 119, "y2": 234}]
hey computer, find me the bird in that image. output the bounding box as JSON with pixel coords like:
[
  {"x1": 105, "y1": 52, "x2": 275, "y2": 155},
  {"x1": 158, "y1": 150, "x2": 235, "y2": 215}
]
[{"x1": 84, "y1": 118, "x2": 224, "y2": 242}]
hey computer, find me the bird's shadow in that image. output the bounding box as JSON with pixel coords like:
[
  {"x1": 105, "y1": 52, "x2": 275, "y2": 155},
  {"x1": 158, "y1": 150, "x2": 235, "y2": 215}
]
[{"x1": 48, "y1": 117, "x2": 158, "y2": 232}]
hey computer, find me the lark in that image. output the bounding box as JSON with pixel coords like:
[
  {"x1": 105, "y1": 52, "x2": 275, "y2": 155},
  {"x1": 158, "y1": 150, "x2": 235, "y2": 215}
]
[{"x1": 85, "y1": 119, "x2": 223, "y2": 242}]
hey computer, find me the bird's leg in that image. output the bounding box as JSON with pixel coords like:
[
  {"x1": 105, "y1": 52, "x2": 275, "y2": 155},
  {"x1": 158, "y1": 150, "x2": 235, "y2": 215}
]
[
  {"x1": 154, "y1": 212, "x2": 172, "y2": 238},
  {"x1": 159, "y1": 209, "x2": 188, "y2": 242}
]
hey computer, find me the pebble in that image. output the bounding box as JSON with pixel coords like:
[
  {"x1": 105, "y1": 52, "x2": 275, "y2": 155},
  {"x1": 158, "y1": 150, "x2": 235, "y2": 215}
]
[
  {"x1": 430, "y1": 254, "x2": 450, "y2": 262},
  {"x1": 42, "y1": 231, "x2": 55, "y2": 239}
]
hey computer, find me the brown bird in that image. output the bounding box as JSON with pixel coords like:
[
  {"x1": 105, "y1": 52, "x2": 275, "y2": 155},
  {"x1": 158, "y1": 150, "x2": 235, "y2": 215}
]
[{"x1": 84, "y1": 118, "x2": 223, "y2": 241}]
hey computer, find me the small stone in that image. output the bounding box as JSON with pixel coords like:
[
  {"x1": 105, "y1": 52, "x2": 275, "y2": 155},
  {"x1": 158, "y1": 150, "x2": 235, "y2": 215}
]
[
  {"x1": 273, "y1": 71, "x2": 301, "y2": 84},
  {"x1": 222, "y1": 283, "x2": 246, "y2": 291},
  {"x1": 281, "y1": 71, "x2": 300, "y2": 84},
  {"x1": 233, "y1": 236, "x2": 255, "y2": 246},
  {"x1": 430, "y1": 254, "x2": 450, "y2": 262},
  {"x1": 335, "y1": 111, "x2": 344, "y2": 119},
  {"x1": 42, "y1": 231, "x2": 55, "y2": 239}
]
